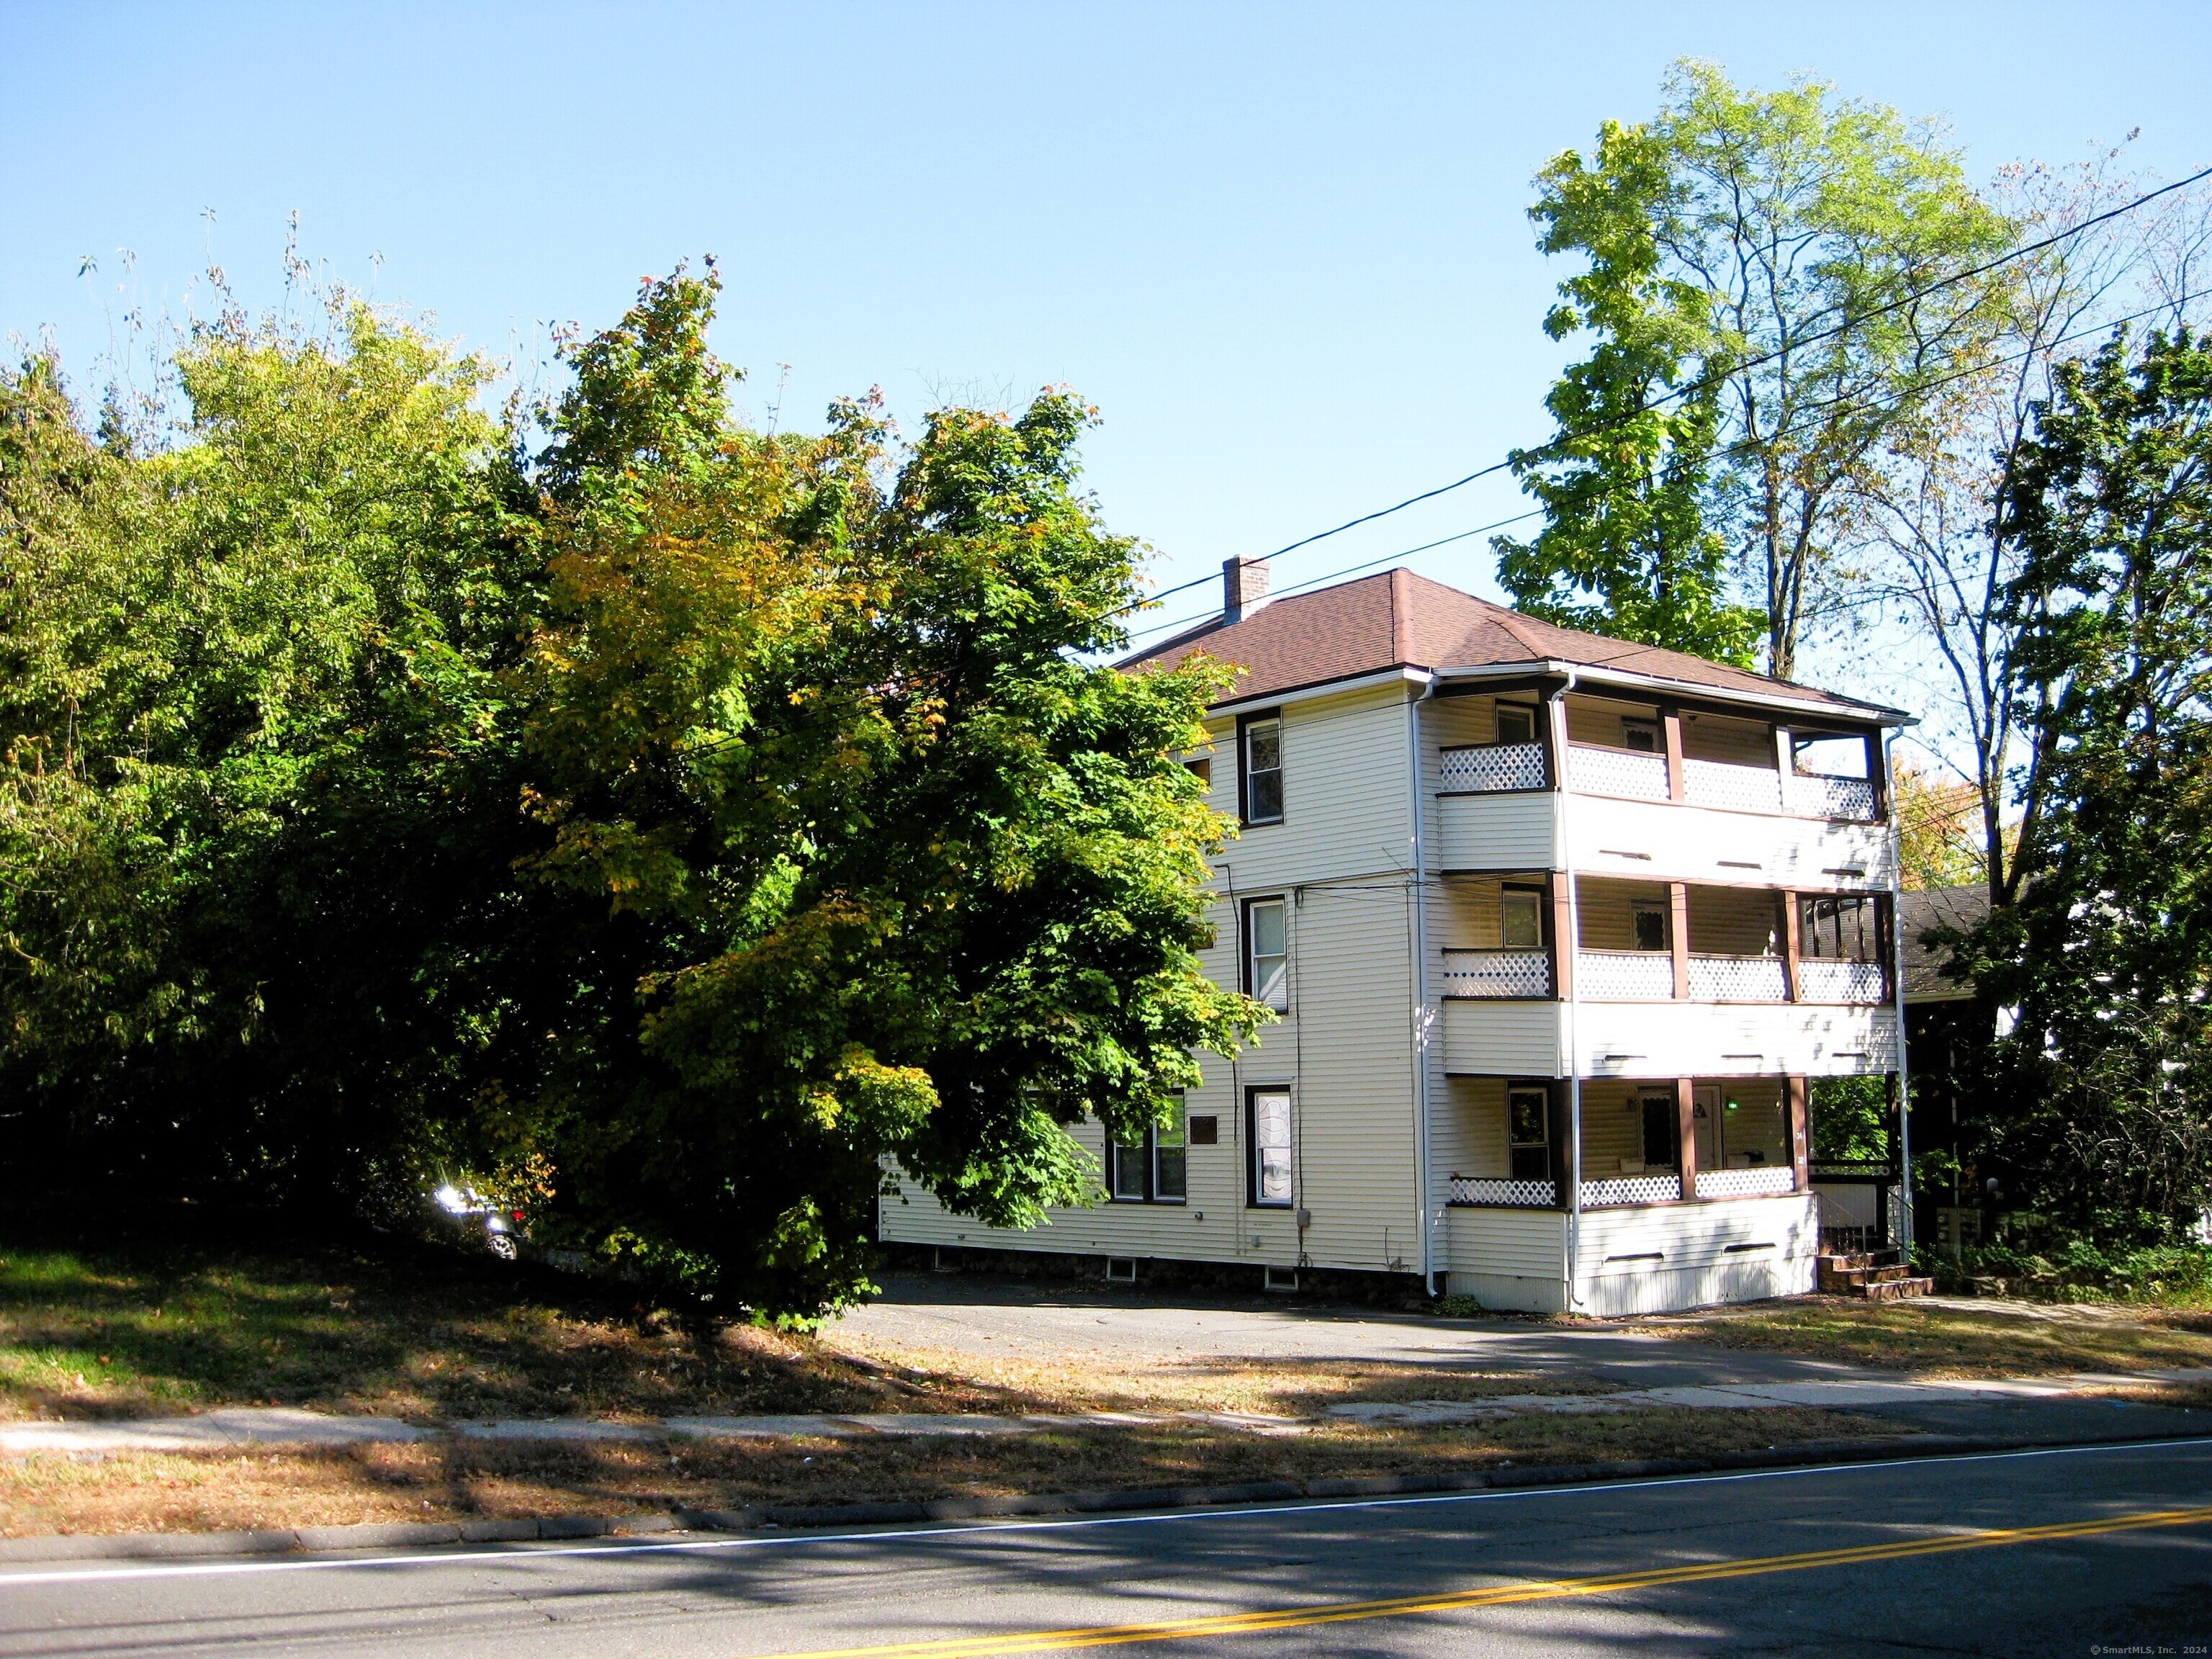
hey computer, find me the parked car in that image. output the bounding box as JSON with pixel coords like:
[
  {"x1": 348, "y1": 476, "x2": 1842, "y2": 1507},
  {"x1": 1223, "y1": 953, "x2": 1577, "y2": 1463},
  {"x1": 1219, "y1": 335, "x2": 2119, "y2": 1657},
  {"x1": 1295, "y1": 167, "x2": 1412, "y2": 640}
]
[{"x1": 430, "y1": 1182, "x2": 530, "y2": 1261}]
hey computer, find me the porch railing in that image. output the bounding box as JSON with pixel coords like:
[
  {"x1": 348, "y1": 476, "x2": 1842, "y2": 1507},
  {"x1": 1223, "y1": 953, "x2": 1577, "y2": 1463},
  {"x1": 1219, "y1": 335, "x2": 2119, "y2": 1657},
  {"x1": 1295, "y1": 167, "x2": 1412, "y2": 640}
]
[
  {"x1": 1568, "y1": 745, "x2": 1671, "y2": 801},
  {"x1": 1687, "y1": 954, "x2": 1788, "y2": 1002},
  {"x1": 1439, "y1": 742, "x2": 1547, "y2": 793},
  {"x1": 1580, "y1": 1174, "x2": 1683, "y2": 1206},
  {"x1": 1696, "y1": 1165, "x2": 1798, "y2": 1198},
  {"x1": 1442, "y1": 948, "x2": 1552, "y2": 999},
  {"x1": 1575, "y1": 949, "x2": 1674, "y2": 999},
  {"x1": 1794, "y1": 958, "x2": 1887, "y2": 1004},
  {"x1": 1448, "y1": 1175, "x2": 1560, "y2": 1208},
  {"x1": 1567, "y1": 744, "x2": 1879, "y2": 822}
]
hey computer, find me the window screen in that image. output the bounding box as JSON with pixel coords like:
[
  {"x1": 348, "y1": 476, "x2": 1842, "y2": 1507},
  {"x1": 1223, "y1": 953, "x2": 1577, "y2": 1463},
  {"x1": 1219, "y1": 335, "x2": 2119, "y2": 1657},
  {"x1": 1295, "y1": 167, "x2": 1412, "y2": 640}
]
[
  {"x1": 1800, "y1": 895, "x2": 1876, "y2": 961},
  {"x1": 1247, "y1": 897, "x2": 1289, "y2": 1011},
  {"x1": 1494, "y1": 704, "x2": 1535, "y2": 745},
  {"x1": 1249, "y1": 1089, "x2": 1292, "y2": 1206},
  {"x1": 1243, "y1": 717, "x2": 1283, "y2": 824},
  {"x1": 1501, "y1": 887, "x2": 1543, "y2": 950},
  {"x1": 1508, "y1": 1086, "x2": 1550, "y2": 1180}
]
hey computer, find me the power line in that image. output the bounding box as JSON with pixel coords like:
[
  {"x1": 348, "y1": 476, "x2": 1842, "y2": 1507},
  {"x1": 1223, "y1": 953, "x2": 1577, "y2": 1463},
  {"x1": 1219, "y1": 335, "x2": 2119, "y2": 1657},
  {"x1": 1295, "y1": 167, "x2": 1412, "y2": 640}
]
[
  {"x1": 1122, "y1": 276, "x2": 2209, "y2": 655},
  {"x1": 1107, "y1": 163, "x2": 2211, "y2": 626}
]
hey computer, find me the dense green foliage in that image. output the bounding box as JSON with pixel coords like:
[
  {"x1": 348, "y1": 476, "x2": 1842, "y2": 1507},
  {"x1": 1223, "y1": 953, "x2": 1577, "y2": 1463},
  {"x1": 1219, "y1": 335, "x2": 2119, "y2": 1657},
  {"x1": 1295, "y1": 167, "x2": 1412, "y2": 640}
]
[
  {"x1": 0, "y1": 271, "x2": 1264, "y2": 1318},
  {"x1": 1503, "y1": 63, "x2": 2010, "y2": 676},
  {"x1": 1953, "y1": 328, "x2": 2212, "y2": 1241}
]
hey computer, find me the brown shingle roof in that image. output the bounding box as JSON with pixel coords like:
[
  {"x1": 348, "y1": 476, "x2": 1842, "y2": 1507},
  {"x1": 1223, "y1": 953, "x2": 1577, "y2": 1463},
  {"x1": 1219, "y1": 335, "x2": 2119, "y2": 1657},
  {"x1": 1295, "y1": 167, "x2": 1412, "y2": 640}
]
[
  {"x1": 1123, "y1": 568, "x2": 1897, "y2": 719},
  {"x1": 1900, "y1": 884, "x2": 1990, "y2": 1002}
]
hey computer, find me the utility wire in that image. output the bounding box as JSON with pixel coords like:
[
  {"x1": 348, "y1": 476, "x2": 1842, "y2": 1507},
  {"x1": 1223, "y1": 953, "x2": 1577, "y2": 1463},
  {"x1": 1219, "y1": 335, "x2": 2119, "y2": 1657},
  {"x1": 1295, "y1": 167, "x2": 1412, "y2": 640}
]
[
  {"x1": 1120, "y1": 276, "x2": 2210, "y2": 655},
  {"x1": 1106, "y1": 163, "x2": 2212, "y2": 626}
]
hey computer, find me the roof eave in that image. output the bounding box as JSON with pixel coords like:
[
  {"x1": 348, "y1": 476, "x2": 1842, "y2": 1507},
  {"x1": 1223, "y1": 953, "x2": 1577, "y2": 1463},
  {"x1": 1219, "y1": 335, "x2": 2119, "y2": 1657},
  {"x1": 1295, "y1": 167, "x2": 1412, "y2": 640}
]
[{"x1": 1432, "y1": 660, "x2": 1915, "y2": 728}]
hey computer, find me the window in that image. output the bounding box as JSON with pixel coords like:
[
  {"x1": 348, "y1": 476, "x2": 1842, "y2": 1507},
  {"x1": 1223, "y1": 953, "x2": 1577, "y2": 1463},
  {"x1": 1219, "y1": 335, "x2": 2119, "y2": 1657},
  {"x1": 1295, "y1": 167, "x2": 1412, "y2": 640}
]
[
  {"x1": 1248, "y1": 1088, "x2": 1292, "y2": 1206},
  {"x1": 1622, "y1": 718, "x2": 1659, "y2": 753},
  {"x1": 1801, "y1": 894, "x2": 1876, "y2": 960},
  {"x1": 1507, "y1": 1084, "x2": 1550, "y2": 1179},
  {"x1": 1494, "y1": 703, "x2": 1535, "y2": 745},
  {"x1": 1633, "y1": 902, "x2": 1669, "y2": 953},
  {"x1": 1185, "y1": 756, "x2": 1212, "y2": 788},
  {"x1": 1639, "y1": 1093, "x2": 1679, "y2": 1170},
  {"x1": 1241, "y1": 714, "x2": 1283, "y2": 824},
  {"x1": 1246, "y1": 896, "x2": 1289, "y2": 1011},
  {"x1": 1107, "y1": 1095, "x2": 1187, "y2": 1202},
  {"x1": 1500, "y1": 886, "x2": 1543, "y2": 950}
]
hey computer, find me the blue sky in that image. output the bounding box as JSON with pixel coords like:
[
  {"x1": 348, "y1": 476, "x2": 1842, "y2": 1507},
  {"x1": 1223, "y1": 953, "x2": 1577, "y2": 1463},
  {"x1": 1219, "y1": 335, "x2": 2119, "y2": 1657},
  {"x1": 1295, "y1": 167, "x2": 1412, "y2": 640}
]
[{"x1": 6, "y1": 1, "x2": 2210, "y2": 652}]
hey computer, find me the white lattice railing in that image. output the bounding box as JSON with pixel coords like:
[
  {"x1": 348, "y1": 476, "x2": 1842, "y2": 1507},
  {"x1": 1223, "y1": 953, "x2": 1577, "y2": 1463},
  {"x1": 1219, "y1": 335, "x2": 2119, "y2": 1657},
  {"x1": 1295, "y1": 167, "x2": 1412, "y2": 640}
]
[
  {"x1": 1439, "y1": 742, "x2": 1548, "y2": 793},
  {"x1": 1687, "y1": 954, "x2": 1789, "y2": 1002},
  {"x1": 1568, "y1": 745, "x2": 1671, "y2": 801},
  {"x1": 1787, "y1": 772, "x2": 1879, "y2": 820},
  {"x1": 1442, "y1": 949, "x2": 1552, "y2": 999},
  {"x1": 1697, "y1": 1165, "x2": 1798, "y2": 1198},
  {"x1": 1794, "y1": 958, "x2": 1887, "y2": 1004},
  {"x1": 1449, "y1": 1176, "x2": 1559, "y2": 1207},
  {"x1": 1580, "y1": 1174, "x2": 1684, "y2": 1207},
  {"x1": 1575, "y1": 950, "x2": 1676, "y2": 999},
  {"x1": 1682, "y1": 757, "x2": 1784, "y2": 812}
]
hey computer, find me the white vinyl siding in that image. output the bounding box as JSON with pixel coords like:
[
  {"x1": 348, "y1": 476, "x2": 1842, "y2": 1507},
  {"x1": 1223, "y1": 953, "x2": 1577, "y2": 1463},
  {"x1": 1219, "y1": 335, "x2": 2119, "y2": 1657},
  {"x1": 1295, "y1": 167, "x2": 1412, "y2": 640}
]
[
  {"x1": 1571, "y1": 1002, "x2": 1898, "y2": 1078},
  {"x1": 1568, "y1": 794, "x2": 1893, "y2": 891}
]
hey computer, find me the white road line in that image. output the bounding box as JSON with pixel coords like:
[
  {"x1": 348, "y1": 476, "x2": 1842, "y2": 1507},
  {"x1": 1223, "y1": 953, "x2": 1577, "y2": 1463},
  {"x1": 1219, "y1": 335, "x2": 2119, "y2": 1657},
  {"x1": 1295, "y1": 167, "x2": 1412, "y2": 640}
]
[{"x1": 3, "y1": 1437, "x2": 2208, "y2": 1591}]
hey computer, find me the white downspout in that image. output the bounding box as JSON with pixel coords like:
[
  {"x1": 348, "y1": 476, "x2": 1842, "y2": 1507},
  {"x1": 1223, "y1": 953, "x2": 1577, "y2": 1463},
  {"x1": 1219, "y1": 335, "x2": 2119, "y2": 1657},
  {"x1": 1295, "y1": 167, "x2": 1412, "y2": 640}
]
[
  {"x1": 1887, "y1": 733, "x2": 1915, "y2": 1258},
  {"x1": 1407, "y1": 675, "x2": 1438, "y2": 1293},
  {"x1": 1557, "y1": 669, "x2": 1584, "y2": 1310}
]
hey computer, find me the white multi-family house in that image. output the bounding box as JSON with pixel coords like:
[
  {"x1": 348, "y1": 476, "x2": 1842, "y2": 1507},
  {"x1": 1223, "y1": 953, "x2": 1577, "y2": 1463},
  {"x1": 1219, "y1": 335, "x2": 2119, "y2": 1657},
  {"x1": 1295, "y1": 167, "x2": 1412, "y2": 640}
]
[{"x1": 879, "y1": 560, "x2": 1910, "y2": 1315}]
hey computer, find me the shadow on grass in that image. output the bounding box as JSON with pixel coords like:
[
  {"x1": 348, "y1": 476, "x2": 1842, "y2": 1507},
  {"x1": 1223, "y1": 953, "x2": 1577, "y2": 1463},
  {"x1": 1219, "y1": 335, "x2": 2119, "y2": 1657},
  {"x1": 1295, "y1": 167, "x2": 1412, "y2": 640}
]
[{"x1": 0, "y1": 1221, "x2": 1062, "y2": 1424}]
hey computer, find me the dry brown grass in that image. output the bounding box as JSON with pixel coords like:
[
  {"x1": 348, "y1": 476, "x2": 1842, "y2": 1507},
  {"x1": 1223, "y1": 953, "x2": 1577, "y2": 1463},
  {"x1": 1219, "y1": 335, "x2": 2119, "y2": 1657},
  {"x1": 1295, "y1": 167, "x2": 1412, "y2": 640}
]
[
  {"x1": 1639, "y1": 1299, "x2": 2212, "y2": 1378},
  {"x1": 0, "y1": 1407, "x2": 1897, "y2": 1539}
]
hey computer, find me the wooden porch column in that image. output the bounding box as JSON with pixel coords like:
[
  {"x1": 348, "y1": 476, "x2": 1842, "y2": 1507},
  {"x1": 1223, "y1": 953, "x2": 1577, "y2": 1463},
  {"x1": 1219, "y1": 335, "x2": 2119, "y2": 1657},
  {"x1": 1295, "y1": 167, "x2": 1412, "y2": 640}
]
[
  {"x1": 1787, "y1": 1074, "x2": 1812, "y2": 1192},
  {"x1": 1676, "y1": 1076, "x2": 1699, "y2": 1201},
  {"x1": 1863, "y1": 729, "x2": 1889, "y2": 817},
  {"x1": 1548, "y1": 872, "x2": 1575, "y2": 1001},
  {"x1": 1773, "y1": 725, "x2": 1795, "y2": 781},
  {"x1": 1661, "y1": 704, "x2": 1686, "y2": 801},
  {"x1": 1782, "y1": 889, "x2": 1802, "y2": 1002},
  {"x1": 1547, "y1": 1079, "x2": 1575, "y2": 1209},
  {"x1": 1669, "y1": 881, "x2": 1691, "y2": 1000}
]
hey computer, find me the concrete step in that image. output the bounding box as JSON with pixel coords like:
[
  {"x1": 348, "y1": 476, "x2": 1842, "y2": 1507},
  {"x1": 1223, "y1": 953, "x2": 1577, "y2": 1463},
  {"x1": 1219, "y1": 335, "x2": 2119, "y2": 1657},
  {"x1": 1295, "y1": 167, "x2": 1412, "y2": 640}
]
[{"x1": 1858, "y1": 1276, "x2": 1936, "y2": 1302}]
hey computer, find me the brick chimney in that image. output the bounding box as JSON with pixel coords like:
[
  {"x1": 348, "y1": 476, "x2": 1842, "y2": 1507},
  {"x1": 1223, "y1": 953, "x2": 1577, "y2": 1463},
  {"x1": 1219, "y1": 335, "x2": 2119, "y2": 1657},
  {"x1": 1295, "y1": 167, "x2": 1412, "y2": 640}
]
[{"x1": 1223, "y1": 557, "x2": 1272, "y2": 625}]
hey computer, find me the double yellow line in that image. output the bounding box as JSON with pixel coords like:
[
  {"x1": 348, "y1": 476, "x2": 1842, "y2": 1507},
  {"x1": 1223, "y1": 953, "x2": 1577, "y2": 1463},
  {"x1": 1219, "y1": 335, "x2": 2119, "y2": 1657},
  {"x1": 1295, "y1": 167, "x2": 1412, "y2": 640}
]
[{"x1": 762, "y1": 1502, "x2": 2212, "y2": 1658}]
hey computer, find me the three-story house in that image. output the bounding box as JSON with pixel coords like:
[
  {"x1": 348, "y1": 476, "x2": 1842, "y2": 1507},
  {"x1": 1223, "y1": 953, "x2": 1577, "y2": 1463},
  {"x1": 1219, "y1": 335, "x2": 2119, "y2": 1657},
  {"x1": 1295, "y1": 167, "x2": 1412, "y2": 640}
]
[{"x1": 880, "y1": 560, "x2": 1910, "y2": 1314}]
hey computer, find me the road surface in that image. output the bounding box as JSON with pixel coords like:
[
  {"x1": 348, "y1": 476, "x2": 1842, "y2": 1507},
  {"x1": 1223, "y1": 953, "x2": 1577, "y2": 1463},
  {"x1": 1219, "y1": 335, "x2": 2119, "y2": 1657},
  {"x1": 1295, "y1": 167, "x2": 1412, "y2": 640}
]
[{"x1": 6, "y1": 1439, "x2": 2210, "y2": 1657}]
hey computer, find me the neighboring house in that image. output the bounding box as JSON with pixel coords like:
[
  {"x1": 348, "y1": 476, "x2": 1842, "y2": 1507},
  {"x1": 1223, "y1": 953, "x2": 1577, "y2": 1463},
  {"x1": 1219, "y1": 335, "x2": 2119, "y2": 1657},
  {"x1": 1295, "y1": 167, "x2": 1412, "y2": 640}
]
[{"x1": 880, "y1": 560, "x2": 1912, "y2": 1315}]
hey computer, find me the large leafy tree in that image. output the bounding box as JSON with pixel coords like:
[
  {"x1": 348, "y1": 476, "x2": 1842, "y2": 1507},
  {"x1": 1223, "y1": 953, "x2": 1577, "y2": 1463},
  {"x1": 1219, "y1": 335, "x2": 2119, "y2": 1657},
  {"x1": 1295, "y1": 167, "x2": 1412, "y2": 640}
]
[
  {"x1": 2, "y1": 266, "x2": 1264, "y2": 1320},
  {"x1": 508, "y1": 271, "x2": 1264, "y2": 1313},
  {"x1": 1494, "y1": 119, "x2": 1761, "y2": 664},
  {"x1": 1504, "y1": 63, "x2": 2012, "y2": 678},
  {"x1": 1962, "y1": 328, "x2": 2212, "y2": 1238}
]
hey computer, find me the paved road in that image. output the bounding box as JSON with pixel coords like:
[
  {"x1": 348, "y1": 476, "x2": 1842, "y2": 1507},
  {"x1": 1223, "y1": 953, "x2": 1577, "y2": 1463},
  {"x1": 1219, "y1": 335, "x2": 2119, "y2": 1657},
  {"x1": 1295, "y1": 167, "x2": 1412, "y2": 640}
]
[{"x1": 9, "y1": 1439, "x2": 2211, "y2": 1657}]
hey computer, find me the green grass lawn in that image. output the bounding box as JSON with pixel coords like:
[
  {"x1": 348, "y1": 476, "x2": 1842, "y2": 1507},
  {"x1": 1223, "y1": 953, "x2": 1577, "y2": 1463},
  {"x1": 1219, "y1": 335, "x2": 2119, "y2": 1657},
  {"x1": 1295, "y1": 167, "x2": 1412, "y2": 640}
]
[{"x1": 0, "y1": 1236, "x2": 924, "y2": 1424}]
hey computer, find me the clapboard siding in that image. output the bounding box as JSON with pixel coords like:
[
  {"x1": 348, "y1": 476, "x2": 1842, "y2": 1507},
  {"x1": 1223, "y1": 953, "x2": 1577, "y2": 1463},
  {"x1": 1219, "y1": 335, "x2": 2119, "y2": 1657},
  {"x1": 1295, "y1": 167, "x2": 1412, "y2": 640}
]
[
  {"x1": 1203, "y1": 685, "x2": 1413, "y2": 891},
  {"x1": 1435, "y1": 793, "x2": 1555, "y2": 871},
  {"x1": 1441, "y1": 999, "x2": 1563, "y2": 1076},
  {"x1": 1681, "y1": 712, "x2": 1777, "y2": 768},
  {"x1": 1573, "y1": 1194, "x2": 1818, "y2": 1314},
  {"x1": 1434, "y1": 1076, "x2": 1509, "y2": 1177},
  {"x1": 1573, "y1": 1002, "x2": 1898, "y2": 1076},
  {"x1": 1568, "y1": 795, "x2": 1893, "y2": 891},
  {"x1": 1684, "y1": 886, "x2": 1784, "y2": 956}
]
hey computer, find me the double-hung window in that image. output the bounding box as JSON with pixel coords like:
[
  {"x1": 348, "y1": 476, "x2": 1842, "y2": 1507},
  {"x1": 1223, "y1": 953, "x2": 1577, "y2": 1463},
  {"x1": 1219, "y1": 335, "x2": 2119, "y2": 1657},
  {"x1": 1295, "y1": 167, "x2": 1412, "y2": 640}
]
[
  {"x1": 1107, "y1": 1094, "x2": 1188, "y2": 1202},
  {"x1": 1500, "y1": 886, "x2": 1543, "y2": 950},
  {"x1": 1507, "y1": 1084, "x2": 1550, "y2": 1180},
  {"x1": 1639, "y1": 1092, "x2": 1679, "y2": 1170},
  {"x1": 1632, "y1": 902, "x2": 1669, "y2": 953},
  {"x1": 1246, "y1": 896, "x2": 1289, "y2": 1012},
  {"x1": 1241, "y1": 713, "x2": 1283, "y2": 825},
  {"x1": 1248, "y1": 1088, "x2": 1292, "y2": 1206},
  {"x1": 1493, "y1": 703, "x2": 1535, "y2": 745}
]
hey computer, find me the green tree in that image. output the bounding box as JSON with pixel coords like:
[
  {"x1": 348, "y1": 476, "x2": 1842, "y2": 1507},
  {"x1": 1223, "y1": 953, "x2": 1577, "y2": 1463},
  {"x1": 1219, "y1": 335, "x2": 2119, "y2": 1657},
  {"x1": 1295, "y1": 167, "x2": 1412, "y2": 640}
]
[
  {"x1": 1495, "y1": 120, "x2": 1762, "y2": 664},
  {"x1": 1506, "y1": 63, "x2": 2013, "y2": 678},
  {"x1": 506, "y1": 271, "x2": 1267, "y2": 1314},
  {"x1": 1964, "y1": 327, "x2": 2212, "y2": 1238}
]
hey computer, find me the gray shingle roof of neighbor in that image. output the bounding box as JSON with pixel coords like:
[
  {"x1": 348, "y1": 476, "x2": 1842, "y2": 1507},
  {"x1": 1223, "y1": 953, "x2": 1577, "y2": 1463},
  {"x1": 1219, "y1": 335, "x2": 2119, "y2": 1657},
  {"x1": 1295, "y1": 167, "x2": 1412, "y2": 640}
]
[
  {"x1": 1899, "y1": 884, "x2": 1990, "y2": 1002},
  {"x1": 1121, "y1": 567, "x2": 1908, "y2": 722}
]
